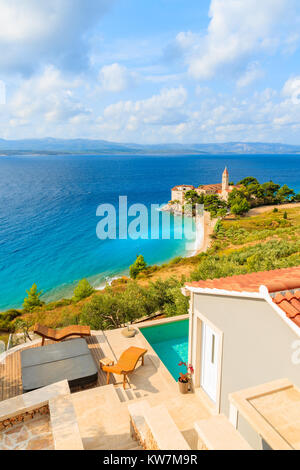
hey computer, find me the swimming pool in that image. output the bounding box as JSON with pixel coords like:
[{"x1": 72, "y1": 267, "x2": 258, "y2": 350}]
[{"x1": 140, "y1": 319, "x2": 189, "y2": 381}]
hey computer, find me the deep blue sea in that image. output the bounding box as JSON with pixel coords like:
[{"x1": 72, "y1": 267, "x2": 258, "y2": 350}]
[{"x1": 0, "y1": 153, "x2": 300, "y2": 310}]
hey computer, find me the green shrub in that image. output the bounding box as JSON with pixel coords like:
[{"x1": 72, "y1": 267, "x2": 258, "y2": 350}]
[
  {"x1": 184, "y1": 191, "x2": 227, "y2": 217},
  {"x1": 59, "y1": 312, "x2": 80, "y2": 327},
  {"x1": 23, "y1": 284, "x2": 44, "y2": 312},
  {"x1": 80, "y1": 277, "x2": 189, "y2": 330},
  {"x1": 81, "y1": 283, "x2": 156, "y2": 330},
  {"x1": 73, "y1": 279, "x2": 95, "y2": 302},
  {"x1": 230, "y1": 197, "x2": 250, "y2": 216},
  {"x1": 0, "y1": 309, "x2": 22, "y2": 331},
  {"x1": 129, "y1": 255, "x2": 147, "y2": 279},
  {"x1": 13, "y1": 318, "x2": 33, "y2": 342},
  {"x1": 147, "y1": 277, "x2": 188, "y2": 317},
  {"x1": 227, "y1": 177, "x2": 296, "y2": 211},
  {"x1": 190, "y1": 239, "x2": 300, "y2": 282},
  {"x1": 45, "y1": 299, "x2": 73, "y2": 311},
  {"x1": 162, "y1": 287, "x2": 189, "y2": 317}
]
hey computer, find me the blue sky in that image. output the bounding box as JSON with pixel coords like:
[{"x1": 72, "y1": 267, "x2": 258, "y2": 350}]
[{"x1": 0, "y1": 0, "x2": 300, "y2": 144}]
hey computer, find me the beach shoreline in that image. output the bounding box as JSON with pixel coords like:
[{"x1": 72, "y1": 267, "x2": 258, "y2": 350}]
[
  {"x1": 95, "y1": 212, "x2": 213, "y2": 288},
  {"x1": 4, "y1": 202, "x2": 300, "y2": 311},
  {"x1": 56, "y1": 202, "x2": 300, "y2": 297}
]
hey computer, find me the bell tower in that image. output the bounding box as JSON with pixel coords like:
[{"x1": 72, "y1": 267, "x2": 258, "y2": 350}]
[{"x1": 222, "y1": 167, "x2": 229, "y2": 192}]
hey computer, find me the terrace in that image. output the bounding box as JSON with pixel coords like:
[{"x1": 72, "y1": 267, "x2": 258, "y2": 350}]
[
  {"x1": 229, "y1": 379, "x2": 300, "y2": 450},
  {"x1": 0, "y1": 315, "x2": 213, "y2": 450}
]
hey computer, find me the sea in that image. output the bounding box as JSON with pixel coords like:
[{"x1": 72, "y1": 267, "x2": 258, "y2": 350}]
[{"x1": 0, "y1": 153, "x2": 299, "y2": 310}]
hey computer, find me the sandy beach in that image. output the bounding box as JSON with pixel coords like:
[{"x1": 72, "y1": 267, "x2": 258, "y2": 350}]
[{"x1": 194, "y1": 212, "x2": 218, "y2": 255}]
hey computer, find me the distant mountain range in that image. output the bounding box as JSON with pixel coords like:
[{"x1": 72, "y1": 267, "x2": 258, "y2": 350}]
[{"x1": 0, "y1": 138, "x2": 300, "y2": 156}]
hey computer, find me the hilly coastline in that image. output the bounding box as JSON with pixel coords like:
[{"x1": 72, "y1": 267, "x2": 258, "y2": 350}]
[{"x1": 1, "y1": 138, "x2": 300, "y2": 156}]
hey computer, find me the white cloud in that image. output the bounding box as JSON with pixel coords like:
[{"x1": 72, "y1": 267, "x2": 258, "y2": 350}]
[
  {"x1": 99, "y1": 63, "x2": 137, "y2": 92},
  {"x1": 103, "y1": 86, "x2": 186, "y2": 118},
  {"x1": 4, "y1": 66, "x2": 90, "y2": 135},
  {"x1": 2, "y1": 63, "x2": 300, "y2": 144},
  {"x1": 144, "y1": 73, "x2": 183, "y2": 84},
  {"x1": 95, "y1": 78, "x2": 300, "y2": 143},
  {"x1": 0, "y1": 2, "x2": 53, "y2": 42},
  {"x1": 176, "y1": 0, "x2": 296, "y2": 80},
  {"x1": 0, "y1": 1, "x2": 299, "y2": 144},
  {"x1": 192, "y1": 78, "x2": 300, "y2": 141},
  {"x1": 97, "y1": 86, "x2": 188, "y2": 140},
  {"x1": 237, "y1": 62, "x2": 264, "y2": 88},
  {"x1": 0, "y1": 0, "x2": 114, "y2": 74},
  {"x1": 283, "y1": 33, "x2": 300, "y2": 55},
  {"x1": 282, "y1": 76, "x2": 300, "y2": 104}
]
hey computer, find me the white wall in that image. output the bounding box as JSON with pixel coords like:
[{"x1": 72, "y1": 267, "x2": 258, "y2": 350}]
[{"x1": 191, "y1": 293, "x2": 300, "y2": 448}]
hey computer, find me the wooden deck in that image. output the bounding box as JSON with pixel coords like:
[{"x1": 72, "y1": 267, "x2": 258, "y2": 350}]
[{"x1": 0, "y1": 336, "x2": 113, "y2": 402}]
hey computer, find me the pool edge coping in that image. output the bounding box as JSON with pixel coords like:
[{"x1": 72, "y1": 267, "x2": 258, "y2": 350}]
[{"x1": 136, "y1": 314, "x2": 189, "y2": 386}]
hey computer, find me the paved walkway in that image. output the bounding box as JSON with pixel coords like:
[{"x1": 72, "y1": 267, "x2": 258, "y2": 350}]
[
  {"x1": 71, "y1": 324, "x2": 211, "y2": 450},
  {"x1": 1, "y1": 320, "x2": 212, "y2": 450},
  {"x1": 247, "y1": 202, "x2": 300, "y2": 216}
]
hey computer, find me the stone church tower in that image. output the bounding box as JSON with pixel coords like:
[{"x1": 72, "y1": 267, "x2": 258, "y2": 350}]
[{"x1": 222, "y1": 167, "x2": 229, "y2": 192}]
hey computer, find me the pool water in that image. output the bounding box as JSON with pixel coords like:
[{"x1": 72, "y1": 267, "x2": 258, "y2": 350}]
[{"x1": 140, "y1": 319, "x2": 189, "y2": 380}]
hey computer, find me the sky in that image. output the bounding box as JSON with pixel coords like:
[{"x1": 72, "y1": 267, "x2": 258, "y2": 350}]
[{"x1": 0, "y1": 0, "x2": 300, "y2": 144}]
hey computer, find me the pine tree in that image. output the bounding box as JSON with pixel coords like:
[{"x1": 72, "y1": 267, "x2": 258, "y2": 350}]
[
  {"x1": 23, "y1": 284, "x2": 44, "y2": 311},
  {"x1": 73, "y1": 279, "x2": 94, "y2": 302},
  {"x1": 129, "y1": 255, "x2": 147, "y2": 279}
]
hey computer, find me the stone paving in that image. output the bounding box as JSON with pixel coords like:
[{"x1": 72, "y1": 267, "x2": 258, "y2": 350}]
[
  {"x1": 0, "y1": 415, "x2": 54, "y2": 450},
  {"x1": 0, "y1": 318, "x2": 211, "y2": 450},
  {"x1": 70, "y1": 322, "x2": 211, "y2": 450}
]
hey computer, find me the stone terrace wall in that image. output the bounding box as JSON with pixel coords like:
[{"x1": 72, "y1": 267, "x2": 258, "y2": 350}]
[{"x1": 0, "y1": 404, "x2": 49, "y2": 431}]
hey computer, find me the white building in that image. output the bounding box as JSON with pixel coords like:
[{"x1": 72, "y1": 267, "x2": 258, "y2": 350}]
[
  {"x1": 171, "y1": 168, "x2": 237, "y2": 204},
  {"x1": 185, "y1": 266, "x2": 300, "y2": 450}
]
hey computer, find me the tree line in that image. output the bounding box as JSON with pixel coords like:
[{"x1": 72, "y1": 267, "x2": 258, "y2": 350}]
[{"x1": 184, "y1": 176, "x2": 298, "y2": 217}]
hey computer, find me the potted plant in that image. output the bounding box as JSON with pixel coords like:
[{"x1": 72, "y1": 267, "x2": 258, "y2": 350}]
[{"x1": 178, "y1": 362, "x2": 194, "y2": 394}]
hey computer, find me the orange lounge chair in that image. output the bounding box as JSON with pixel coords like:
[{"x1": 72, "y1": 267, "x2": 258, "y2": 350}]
[
  {"x1": 34, "y1": 323, "x2": 91, "y2": 346},
  {"x1": 101, "y1": 346, "x2": 147, "y2": 389}
]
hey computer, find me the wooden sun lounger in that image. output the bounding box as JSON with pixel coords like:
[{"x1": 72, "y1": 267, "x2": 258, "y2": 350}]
[
  {"x1": 101, "y1": 346, "x2": 147, "y2": 389},
  {"x1": 34, "y1": 323, "x2": 91, "y2": 346}
]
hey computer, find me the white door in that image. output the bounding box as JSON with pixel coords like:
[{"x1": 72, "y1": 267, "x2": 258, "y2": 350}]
[{"x1": 200, "y1": 323, "x2": 220, "y2": 403}]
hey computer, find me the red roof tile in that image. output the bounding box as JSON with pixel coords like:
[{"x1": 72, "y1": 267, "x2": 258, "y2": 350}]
[
  {"x1": 186, "y1": 266, "x2": 300, "y2": 328},
  {"x1": 273, "y1": 291, "x2": 300, "y2": 327},
  {"x1": 217, "y1": 189, "x2": 232, "y2": 194},
  {"x1": 186, "y1": 266, "x2": 300, "y2": 294},
  {"x1": 172, "y1": 185, "x2": 195, "y2": 191},
  {"x1": 198, "y1": 183, "x2": 222, "y2": 190}
]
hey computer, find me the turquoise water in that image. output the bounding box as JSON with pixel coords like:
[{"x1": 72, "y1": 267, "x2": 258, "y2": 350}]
[
  {"x1": 140, "y1": 319, "x2": 189, "y2": 380},
  {"x1": 1, "y1": 153, "x2": 300, "y2": 310}
]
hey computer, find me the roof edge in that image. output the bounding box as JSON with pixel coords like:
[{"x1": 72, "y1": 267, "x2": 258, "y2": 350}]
[
  {"x1": 185, "y1": 285, "x2": 266, "y2": 299},
  {"x1": 263, "y1": 291, "x2": 300, "y2": 337},
  {"x1": 186, "y1": 283, "x2": 300, "y2": 337}
]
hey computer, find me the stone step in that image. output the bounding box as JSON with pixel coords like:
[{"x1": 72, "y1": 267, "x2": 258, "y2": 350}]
[
  {"x1": 95, "y1": 436, "x2": 142, "y2": 451},
  {"x1": 114, "y1": 386, "x2": 140, "y2": 403},
  {"x1": 73, "y1": 384, "x2": 120, "y2": 407}
]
